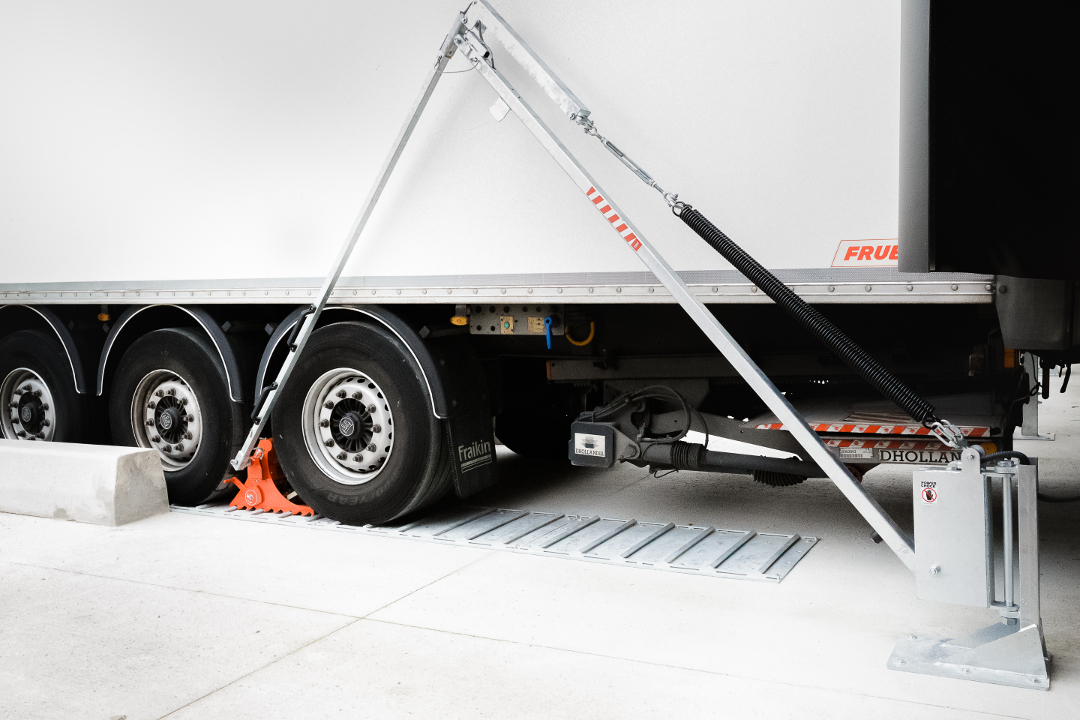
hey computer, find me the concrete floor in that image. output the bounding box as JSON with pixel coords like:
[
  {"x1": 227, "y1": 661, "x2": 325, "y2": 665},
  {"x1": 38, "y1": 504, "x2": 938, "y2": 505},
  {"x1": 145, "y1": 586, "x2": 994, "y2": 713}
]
[{"x1": 2, "y1": 374, "x2": 1079, "y2": 719}]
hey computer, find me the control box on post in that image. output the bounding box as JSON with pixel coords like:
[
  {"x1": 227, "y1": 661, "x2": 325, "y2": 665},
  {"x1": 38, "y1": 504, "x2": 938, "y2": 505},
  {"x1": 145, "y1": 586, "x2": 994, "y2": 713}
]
[{"x1": 912, "y1": 458, "x2": 993, "y2": 607}]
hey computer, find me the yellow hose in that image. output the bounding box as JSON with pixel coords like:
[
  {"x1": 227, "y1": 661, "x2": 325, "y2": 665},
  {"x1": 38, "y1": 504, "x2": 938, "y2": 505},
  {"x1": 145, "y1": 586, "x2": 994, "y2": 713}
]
[{"x1": 565, "y1": 321, "x2": 595, "y2": 347}]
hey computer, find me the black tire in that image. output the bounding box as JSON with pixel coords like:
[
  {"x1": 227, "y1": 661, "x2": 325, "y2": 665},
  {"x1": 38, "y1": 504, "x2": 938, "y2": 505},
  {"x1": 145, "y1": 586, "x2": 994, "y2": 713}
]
[
  {"x1": 0, "y1": 330, "x2": 89, "y2": 443},
  {"x1": 271, "y1": 321, "x2": 453, "y2": 526},
  {"x1": 109, "y1": 328, "x2": 245, "y2": 506}
]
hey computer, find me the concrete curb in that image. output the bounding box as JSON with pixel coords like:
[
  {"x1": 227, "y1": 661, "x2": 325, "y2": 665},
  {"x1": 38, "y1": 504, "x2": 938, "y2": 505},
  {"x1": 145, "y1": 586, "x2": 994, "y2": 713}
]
[{"x1": 0, "y1": 439, "x2": 169, "y2": 526}]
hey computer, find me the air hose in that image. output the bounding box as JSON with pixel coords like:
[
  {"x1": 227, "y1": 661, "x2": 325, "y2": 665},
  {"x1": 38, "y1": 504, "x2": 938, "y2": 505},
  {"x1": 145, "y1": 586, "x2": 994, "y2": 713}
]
[{"x1": 675, "y1": 205, "x2": 939, "y2": 428}]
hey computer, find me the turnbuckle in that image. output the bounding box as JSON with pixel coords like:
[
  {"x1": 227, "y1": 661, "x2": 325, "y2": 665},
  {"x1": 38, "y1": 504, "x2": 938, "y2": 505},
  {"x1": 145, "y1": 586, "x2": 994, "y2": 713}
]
[{"x1": 572, "y1": 115, "x2": 684, "y2": 209}]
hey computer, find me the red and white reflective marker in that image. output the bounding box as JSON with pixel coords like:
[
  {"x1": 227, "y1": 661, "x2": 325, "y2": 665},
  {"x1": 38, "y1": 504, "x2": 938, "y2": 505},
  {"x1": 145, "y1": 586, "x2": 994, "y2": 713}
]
[{"x1": 587, "y1": 187, "x2": 641, "y2": 251}]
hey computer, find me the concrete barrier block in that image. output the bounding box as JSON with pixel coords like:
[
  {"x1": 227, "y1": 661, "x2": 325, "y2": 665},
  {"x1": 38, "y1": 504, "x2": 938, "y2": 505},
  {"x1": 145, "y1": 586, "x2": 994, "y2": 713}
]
[{"x1": 0, "y1": 440, "x2": 169, "y2": 526}]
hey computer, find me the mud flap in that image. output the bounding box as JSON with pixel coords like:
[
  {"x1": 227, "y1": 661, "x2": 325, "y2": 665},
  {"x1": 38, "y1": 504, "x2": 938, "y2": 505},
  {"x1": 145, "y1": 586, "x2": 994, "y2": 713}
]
[
  {"x1": 446, "y1": 413, "x2": 498, "y2": 497},
  {"x1": 423, "y1": 331, "x2": 498, "y2": 498}
]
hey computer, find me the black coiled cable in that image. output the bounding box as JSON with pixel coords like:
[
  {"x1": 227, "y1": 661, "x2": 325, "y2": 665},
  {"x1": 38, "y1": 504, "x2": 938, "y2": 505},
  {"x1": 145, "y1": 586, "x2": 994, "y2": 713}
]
[{"x1": 676, "y1": 205, "x2": 937, "y2": 425}]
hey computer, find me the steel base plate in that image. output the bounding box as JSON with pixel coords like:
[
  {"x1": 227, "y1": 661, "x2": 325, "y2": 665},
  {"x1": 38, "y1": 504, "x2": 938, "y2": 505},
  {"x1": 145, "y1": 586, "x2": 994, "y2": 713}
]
[
  {"x1": 173, "y1": 503, "x2": 817, "y2": 583},
  {"x1": 888, "y1": 622, "x2": 1050, "y2": 690}
]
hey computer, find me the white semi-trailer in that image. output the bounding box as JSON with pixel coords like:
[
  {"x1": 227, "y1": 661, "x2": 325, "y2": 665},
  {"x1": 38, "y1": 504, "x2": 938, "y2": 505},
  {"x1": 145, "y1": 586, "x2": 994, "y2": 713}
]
[{"x1": 1, "y1": 1, "x2": 1070, "y2": 524}]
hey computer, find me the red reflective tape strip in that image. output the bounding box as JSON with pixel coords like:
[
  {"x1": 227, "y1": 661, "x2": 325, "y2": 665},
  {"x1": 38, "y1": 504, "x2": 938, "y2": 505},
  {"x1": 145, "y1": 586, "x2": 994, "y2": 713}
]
[
  {"x1": 630, "y1": 239, "x2": 641, "y2": 250},
  {"x1": 599, "y1": 205, "x2": 611, "y2": 214},
  {"x1": 615, "y1": 224, "x2": 628, "y2": 233},
  {"x1": 592, "y1": 195, "x2": 604, "y2": 205},
  {"x1": 625, "y1": 233, "x2": 637, "y2": 243},
  {"x1": 608, "y1": 214, "x2": 620, "y2": 223},
  {"x1": 587, "y1": 187, "x2": 596, "y2": 196}
]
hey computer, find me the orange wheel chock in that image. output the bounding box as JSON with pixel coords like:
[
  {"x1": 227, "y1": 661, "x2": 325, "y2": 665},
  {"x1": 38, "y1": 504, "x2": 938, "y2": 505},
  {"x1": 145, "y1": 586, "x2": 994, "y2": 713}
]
[{"x1": 228, "y1": 438, "x2": 314, "y2": 516}]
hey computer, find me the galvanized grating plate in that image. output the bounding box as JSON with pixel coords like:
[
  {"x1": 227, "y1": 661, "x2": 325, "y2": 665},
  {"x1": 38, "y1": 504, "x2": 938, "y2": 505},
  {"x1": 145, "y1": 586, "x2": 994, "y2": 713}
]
[{"x1": 171, "y1": 503, "x2": 818, "y2": 583}]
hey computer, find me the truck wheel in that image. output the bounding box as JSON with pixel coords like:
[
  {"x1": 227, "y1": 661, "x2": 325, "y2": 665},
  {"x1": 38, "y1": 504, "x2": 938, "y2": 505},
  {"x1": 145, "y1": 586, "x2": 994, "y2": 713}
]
[
  {"x1": 0, "y1": 330, "x2": 88, "y2": 443},
  {"x1": 109, "y1": 328, "x2": 245, "y2": 506},
  {"x1": 271, "y1": 321, "x2": 453, "y2": 526}
]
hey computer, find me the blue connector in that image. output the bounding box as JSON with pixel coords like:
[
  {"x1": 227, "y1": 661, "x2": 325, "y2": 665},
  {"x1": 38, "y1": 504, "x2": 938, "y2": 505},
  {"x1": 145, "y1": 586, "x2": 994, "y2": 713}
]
[{"x1": 544, "y1": 316, "x2": 553, "y2": 349}]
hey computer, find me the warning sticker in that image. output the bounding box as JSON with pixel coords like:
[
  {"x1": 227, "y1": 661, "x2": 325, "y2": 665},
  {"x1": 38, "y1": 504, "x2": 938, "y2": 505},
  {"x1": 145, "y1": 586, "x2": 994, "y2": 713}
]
[
  {"x1": 831, "y1": 239, "x2": 899, "y2": 267},
  {"x1": 920, "y1": 487, "x2": 938, "y2": 504}
]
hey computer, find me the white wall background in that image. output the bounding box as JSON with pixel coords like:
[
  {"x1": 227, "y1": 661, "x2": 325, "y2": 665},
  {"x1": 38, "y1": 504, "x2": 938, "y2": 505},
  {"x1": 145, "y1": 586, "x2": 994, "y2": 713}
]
[{"x1": 0, "y1": 1, "x2": 900, "y2": 285}]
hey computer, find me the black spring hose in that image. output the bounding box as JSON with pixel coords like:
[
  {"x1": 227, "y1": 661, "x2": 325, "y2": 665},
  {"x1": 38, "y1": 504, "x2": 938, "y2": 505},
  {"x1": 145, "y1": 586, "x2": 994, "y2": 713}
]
[{"x1": 676, "y1": 205, "x2": 936, "y2": 425}]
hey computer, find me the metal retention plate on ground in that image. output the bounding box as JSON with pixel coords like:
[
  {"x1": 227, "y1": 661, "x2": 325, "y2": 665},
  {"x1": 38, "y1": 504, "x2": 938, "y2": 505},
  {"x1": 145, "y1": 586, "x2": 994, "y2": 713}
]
[{"x1": 172, "y1": 503, "x2": 817, "y2": 583}]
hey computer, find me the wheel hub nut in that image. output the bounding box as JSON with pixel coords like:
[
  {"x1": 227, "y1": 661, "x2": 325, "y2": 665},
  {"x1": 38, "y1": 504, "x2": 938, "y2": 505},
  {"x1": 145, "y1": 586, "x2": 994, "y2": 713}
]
[
  {"x1": 337, "y1": 412, "x2": 363, "y2": 439},
  {"x1": 157, "y1": 408, "x2": 181, "y2": 433}
]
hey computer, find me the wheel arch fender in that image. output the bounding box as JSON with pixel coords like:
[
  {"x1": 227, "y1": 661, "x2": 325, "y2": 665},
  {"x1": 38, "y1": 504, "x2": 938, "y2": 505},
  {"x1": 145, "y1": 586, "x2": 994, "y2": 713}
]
[
  {"x1": 0, "y1": 304, "x2": 90, "y2": 394},
  {"x1": 256, "y1": 305, "x2": 449, "y2": 418},
  {"x1": 98, "y1": 305, "x2": 247, "y2": 402}
]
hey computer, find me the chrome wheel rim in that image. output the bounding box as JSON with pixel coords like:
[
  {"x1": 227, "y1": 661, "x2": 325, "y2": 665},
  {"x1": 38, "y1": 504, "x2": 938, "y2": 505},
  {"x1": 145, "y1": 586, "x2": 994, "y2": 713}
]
[
  {"x1": 130, "y1": 370, "x2": 204, "y2": 471},
  {"x1": 301, "y1": 368, "x2": 395, "y2": 485},
  {"x1": 1, "y1": 368, "x2": 56, "y2": 441}
]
